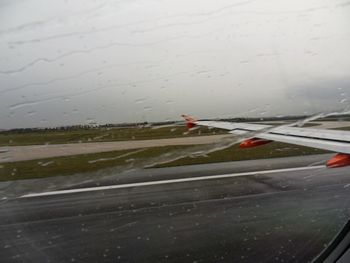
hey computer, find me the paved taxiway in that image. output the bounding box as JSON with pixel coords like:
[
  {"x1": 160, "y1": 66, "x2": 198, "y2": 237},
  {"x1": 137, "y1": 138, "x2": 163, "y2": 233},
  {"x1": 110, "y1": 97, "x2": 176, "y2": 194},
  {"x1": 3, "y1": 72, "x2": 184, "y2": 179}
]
[
  {"x1": 0, "y1": 135, "x2": 230, "y2": 163},
  {"x1": 1, "y1": 154, "x2": 350, "y2": 262}
]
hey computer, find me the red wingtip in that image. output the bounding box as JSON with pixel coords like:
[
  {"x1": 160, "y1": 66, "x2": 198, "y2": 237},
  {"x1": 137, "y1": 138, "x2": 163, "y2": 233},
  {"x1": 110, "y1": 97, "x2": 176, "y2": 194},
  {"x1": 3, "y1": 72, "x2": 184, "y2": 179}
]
[
  {"x1": 181, "y1": 114, "x2": 197, "y2": 129},
  {"x1": 239, "y1": 138, "x2": 272, "y2": 148}
]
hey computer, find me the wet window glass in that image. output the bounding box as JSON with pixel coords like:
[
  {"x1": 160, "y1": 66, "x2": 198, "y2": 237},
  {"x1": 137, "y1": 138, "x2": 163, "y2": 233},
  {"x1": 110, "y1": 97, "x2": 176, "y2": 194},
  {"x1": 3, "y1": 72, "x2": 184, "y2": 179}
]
[{"x1": 1, "y1": 0, "x2": 350, "y2": 262}]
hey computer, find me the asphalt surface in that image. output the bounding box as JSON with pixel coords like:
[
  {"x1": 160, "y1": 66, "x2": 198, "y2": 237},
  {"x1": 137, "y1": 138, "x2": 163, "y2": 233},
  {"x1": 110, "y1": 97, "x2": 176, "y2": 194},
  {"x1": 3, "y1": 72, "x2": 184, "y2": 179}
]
[{"x1": 1, "y1": 155, "x2": 350, "y2": 262}]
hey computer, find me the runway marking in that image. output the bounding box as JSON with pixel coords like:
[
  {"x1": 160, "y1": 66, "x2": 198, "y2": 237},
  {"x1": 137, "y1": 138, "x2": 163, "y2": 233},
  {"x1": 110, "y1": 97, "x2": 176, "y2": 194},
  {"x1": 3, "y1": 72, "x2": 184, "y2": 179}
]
[
  {"x1": 21, "y1": 165, "x2": 326, "y2": 198},
  {"x1": 21, "y1": 165, "x2": 325, "y2": 198}
]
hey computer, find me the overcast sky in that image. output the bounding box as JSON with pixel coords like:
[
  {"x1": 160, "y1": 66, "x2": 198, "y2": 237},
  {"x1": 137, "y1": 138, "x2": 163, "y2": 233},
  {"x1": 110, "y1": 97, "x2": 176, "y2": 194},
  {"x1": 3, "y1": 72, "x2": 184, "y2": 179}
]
[{"x1": 0, "y1": 0, "x2": 350, "y2": 129}]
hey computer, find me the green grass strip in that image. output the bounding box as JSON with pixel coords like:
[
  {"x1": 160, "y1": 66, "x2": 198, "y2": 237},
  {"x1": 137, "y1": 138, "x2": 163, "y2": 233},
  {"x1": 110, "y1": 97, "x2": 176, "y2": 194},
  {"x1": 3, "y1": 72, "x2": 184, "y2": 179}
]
[{"x1": 0, "y1": 142, "x2": 327, "y2": 182}]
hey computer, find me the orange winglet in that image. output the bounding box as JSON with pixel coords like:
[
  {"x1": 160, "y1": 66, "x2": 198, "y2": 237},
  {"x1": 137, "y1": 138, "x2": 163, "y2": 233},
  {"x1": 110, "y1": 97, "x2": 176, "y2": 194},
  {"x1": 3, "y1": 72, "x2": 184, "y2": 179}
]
[
  {"x1": 326, "y1": 153, "x2": 350, "y2": 168},
  {"x1": 181, "y1": 114, "x2": 197, "y2": 129},
  {"x1": 239, "y1": 137, "x2": 272, "y2": 148}
]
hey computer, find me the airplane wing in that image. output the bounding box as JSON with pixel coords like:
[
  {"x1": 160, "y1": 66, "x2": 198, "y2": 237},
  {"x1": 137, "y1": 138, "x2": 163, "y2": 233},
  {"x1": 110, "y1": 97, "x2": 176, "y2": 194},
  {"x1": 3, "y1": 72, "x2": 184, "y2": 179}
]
[{"x1": 181, "y1": 114, "x2": 350, "y2": 168}]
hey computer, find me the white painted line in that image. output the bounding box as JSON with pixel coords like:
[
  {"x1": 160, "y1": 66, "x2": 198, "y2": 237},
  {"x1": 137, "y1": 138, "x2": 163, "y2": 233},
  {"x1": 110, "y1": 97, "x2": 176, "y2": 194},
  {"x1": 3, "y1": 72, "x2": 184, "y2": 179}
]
[{"x1": 21, "y1": 165, "x2": 325, "y2": 198}]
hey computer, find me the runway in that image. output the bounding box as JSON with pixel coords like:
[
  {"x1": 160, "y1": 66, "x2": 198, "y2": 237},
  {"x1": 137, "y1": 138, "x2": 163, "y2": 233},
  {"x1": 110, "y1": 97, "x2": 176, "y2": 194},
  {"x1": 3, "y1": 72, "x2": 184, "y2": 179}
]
[{"x1": 1, "y1": 155, "x2": 350, "y2": 262}]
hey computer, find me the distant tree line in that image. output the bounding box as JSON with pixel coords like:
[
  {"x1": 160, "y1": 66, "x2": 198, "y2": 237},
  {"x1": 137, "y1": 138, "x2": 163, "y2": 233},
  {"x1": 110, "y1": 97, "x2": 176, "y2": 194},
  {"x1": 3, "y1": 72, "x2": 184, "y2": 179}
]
[
  {"x1": 1, "y1": 114, "x2": 350, "y2": 134},
  {"x1": 0, "y1": 121, "x2": 177, "y2": 134}
]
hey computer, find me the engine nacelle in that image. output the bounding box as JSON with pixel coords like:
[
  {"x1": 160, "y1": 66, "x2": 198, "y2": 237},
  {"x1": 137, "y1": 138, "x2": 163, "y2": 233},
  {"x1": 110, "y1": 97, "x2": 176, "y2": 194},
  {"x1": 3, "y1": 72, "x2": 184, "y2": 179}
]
[
  {"x1": 327, "y1": 153, "x2": 350, "y2": 168},
  {"x1": 239, "y1": 137, "x2": 272, "y2": 148}
]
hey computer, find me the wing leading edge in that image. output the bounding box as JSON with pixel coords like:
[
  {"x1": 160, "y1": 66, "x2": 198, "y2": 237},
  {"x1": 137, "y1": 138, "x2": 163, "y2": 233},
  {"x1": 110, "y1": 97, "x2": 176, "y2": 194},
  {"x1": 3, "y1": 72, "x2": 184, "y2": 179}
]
[{"x1": 181, "y1": 114, "x2": 350, "y2": 168}]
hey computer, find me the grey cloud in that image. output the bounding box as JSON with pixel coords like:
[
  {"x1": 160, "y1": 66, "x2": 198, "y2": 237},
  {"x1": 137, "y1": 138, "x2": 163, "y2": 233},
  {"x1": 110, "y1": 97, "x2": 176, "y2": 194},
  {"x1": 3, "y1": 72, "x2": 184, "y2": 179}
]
[
  {"x1": 291, "y1": 78, "x2": 350, "y2": 100},
  {"x1": 1, "y1": 0, "x2": 350, "y2": 129}
]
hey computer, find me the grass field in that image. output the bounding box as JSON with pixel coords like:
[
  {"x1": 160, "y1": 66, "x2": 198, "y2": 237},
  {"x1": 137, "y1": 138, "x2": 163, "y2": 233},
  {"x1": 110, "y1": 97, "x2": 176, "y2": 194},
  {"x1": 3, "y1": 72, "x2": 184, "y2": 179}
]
[
  {"x1": 0, "y1": 145, "x2": 192, "y2": 181},
  {"x1": 0, "y1": 142, "x2": 328, "y2": 181},
  {"x1": 333, "y1": 126, "x2": 350, "y2": 130},
  {"x1": 155, "y1": 141, "x2": 327, "y2": 167},
  {"x1": 0, "y1": 125, "x2": 225, "y2": 146}
]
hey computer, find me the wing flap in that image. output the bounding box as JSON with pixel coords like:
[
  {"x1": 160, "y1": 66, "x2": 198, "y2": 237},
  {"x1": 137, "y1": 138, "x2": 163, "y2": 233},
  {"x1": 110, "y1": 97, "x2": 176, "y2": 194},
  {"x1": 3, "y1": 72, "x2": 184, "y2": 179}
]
[
  {"x1": 269, "y1": 126, "x2": 350, "y2": 142},
  {"x1": 257, "y1": 132, "x2": 349, "y2": 154}
]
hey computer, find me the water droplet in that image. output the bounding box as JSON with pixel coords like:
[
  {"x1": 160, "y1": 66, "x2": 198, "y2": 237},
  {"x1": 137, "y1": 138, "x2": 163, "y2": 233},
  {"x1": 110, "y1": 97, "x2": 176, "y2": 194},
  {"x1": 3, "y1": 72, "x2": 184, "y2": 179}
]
[
  {"x1": 197, "y1": 70, "x2": 210, "y2": 74},
  {"x1": 38, "y1": 161, "x2": 54, "y2": 167},
  {"x1": 135, "y1": 98, "x2": 147, "y2": 104}
]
